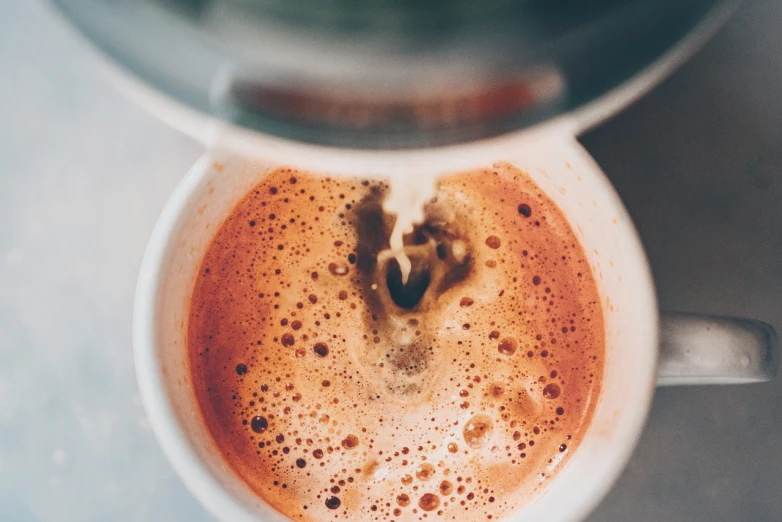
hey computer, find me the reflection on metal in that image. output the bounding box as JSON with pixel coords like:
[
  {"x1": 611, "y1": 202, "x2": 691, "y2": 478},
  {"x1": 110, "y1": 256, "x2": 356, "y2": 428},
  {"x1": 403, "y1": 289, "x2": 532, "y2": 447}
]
[{"x1": 210, "y1": 65, "x2": 565, "y2": 141}]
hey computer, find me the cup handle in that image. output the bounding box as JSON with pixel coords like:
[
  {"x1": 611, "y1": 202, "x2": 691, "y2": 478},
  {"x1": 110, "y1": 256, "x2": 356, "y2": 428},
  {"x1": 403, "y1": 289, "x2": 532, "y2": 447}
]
[{"x1": 657, "y1": 312, "x2": 779, "y2": 386}]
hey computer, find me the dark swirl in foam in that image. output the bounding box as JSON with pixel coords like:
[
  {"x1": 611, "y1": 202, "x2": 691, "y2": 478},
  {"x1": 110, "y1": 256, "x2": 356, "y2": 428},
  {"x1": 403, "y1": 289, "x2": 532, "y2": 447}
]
[{"x1": 188, "y1": 164, "x2": 604, "y2": 521}]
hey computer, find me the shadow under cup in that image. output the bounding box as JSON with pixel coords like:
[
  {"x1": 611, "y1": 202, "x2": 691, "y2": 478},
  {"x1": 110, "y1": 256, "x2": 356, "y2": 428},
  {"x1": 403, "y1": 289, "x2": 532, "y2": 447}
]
[{"x1": 133, "y1": 134, "x2": 658, "y2": 522}]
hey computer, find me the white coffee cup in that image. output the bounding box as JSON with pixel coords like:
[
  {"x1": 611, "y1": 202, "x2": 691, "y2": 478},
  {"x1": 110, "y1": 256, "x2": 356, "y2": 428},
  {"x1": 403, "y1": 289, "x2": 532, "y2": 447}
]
[{"x1": 133, "y1": 120, "x2": 777, "y2": 522}]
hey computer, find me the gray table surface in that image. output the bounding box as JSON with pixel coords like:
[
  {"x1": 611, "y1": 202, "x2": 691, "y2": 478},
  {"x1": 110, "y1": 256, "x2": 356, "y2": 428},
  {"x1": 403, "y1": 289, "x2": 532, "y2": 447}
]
[{"x1": 1, "y1": 1, "x2": 781, "y2": 521}]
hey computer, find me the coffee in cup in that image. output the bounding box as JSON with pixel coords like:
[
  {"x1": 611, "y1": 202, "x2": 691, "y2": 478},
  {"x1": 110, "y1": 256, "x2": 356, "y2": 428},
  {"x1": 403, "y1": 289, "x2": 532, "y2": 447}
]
[{"x1": 187, "y1": 163, "x2": 604, "y2": 521}]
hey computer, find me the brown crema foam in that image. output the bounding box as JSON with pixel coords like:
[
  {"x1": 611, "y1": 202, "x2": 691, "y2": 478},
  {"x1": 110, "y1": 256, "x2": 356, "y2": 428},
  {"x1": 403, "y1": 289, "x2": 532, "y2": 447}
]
[{"x1": 187, "y1": 164, "x2": 604, "y2": 521}]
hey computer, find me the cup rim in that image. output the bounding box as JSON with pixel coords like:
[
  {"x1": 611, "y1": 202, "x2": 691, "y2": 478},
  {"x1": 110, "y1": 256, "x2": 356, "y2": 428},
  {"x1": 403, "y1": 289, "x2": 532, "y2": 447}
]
[{"x1": 134, "y1": 133, "x2": 658, "y2": 522}]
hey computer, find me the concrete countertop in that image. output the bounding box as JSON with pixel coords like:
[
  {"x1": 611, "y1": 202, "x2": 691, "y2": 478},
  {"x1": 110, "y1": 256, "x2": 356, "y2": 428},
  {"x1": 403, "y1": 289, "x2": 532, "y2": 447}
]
[{"x1": 1, "y1": 1, "x2": 780, "y2": 520}]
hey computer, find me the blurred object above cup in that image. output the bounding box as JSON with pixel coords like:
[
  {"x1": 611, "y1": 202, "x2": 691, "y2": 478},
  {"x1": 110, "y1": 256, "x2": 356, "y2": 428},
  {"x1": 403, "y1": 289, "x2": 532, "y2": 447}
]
[{"x1": 51, "y1": 0, "x2": 734, "y2": 148}]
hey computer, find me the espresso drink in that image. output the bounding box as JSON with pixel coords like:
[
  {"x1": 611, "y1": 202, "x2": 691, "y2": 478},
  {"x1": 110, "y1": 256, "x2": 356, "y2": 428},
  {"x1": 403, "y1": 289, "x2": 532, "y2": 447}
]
[{"x1": 188, "y1": 164, "x2": 604, "y2": 521}]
